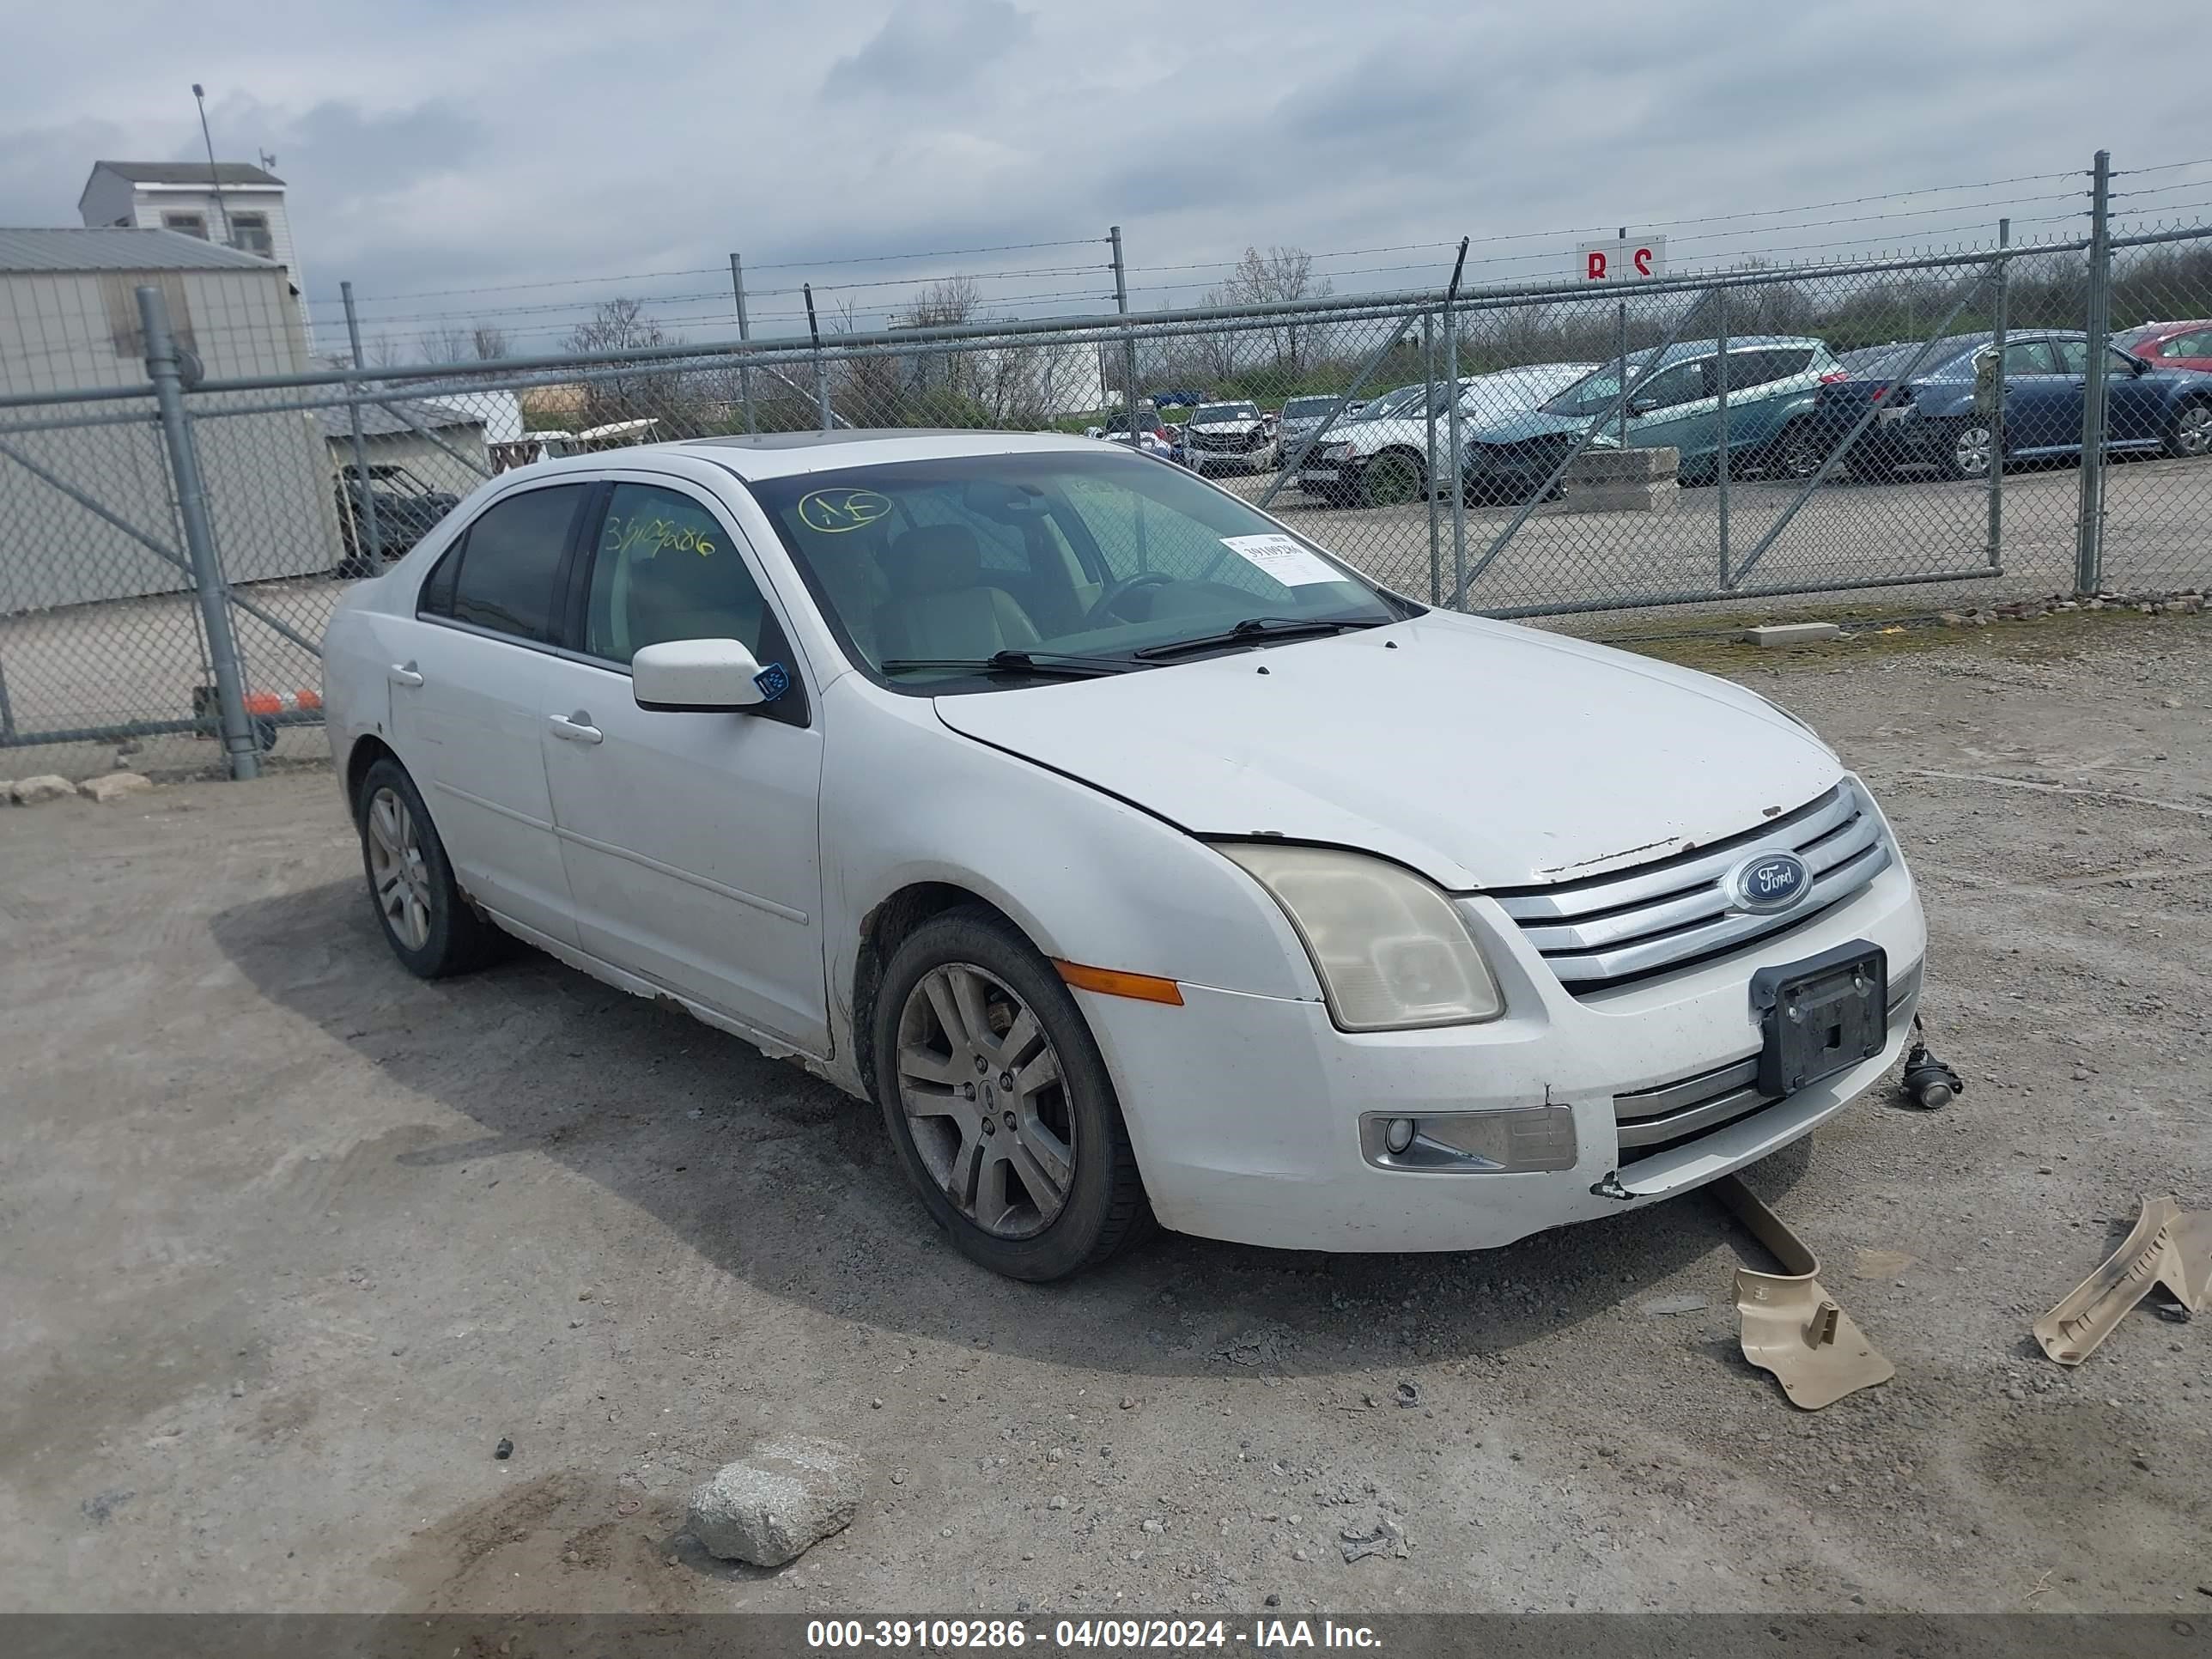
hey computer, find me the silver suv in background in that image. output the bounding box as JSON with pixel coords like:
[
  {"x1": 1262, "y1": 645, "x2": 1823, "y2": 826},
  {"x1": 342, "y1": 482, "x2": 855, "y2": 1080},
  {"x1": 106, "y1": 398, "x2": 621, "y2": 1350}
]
[{"x1": 1274, "y1": 394, "x2": 1367, "y2": 465}]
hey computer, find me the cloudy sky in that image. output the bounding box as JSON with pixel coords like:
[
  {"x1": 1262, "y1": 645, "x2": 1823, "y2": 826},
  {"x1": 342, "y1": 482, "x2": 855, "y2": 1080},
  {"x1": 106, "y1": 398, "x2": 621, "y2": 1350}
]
[{"x1": 4, "y1": 0, "x2": 2207, "y2": 357}]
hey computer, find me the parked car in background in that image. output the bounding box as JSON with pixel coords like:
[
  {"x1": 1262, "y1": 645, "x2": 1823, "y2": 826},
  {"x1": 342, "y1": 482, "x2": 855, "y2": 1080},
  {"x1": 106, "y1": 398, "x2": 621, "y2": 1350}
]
[
  {"x1": 1180, "y1": 401, "x2": 1277, "y2": 474},
  {"x1": 2115, "y1": 319, "x2": 2212, "y2": 376},
  {"x1": 322, "y1": 430, "x2": 1925, "y2": 1280},
  {"x1": 1809, "y1": 331, "x2": 2212, "y2": 480},
  {"x1": 1274, "y1": 394, "x2": 1368, "y2": 465},
  {"x1": 1455, "y1": 337, "x2": 1842, "y2": 503},
  {"x1": 334, "y1": 462, "x2": 462, "y2": 575},
  {"x1": 1300, "y1": 366, "x2": 1595, "y2": 507}
]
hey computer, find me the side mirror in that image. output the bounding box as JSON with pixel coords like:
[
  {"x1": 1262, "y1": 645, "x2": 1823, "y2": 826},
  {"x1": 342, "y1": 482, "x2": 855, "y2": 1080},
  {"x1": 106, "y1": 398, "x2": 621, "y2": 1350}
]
[
  {"x1": 633, "y1": 638, "x2": 781, "y2": 713},
  {"x1": 1629, "y1": 397, "x2": 1661, "y2": 416}
]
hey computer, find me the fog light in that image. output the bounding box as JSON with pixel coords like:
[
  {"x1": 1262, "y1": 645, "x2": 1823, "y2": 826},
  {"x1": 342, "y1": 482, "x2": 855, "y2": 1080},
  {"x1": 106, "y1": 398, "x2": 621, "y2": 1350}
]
[{"x1": 1384, "y1": 1117, "x2": 1417, "y2": 1154}]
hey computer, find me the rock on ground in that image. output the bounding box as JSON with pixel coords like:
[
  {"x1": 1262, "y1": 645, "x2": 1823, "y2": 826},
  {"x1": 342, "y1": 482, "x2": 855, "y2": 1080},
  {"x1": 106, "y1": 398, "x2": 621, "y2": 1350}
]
[
  {"x1": 80, "y1": 773, "x2": 154, "y2": 804},
  {"x1": 9, "y1": 775, "x2": 74, "y2": 806},
  {"x1": 687, "y1": 1436, "x2": 865, "y2": 1566}
]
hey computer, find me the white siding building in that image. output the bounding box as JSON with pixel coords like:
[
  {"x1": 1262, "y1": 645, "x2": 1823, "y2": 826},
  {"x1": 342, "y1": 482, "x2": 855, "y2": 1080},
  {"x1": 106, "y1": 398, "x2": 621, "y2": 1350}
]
[
  {"x1": 0, "y1": 228, "x2": 342, "y2": 608},
  {"x1": 78, "y1": 161, "x2": 305, "y2": 333}
]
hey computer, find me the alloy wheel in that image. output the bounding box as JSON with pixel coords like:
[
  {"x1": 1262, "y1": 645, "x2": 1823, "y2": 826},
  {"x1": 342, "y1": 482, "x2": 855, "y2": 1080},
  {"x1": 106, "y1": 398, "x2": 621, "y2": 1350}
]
[
  {"x1": 894, "y1": 962, "x2": 1075, "y2": 1239},
  {"x1": 2175, "y1": 402, "x2": 2212, "y2": 459},
  {"x1": 1362, "y1": 452, "x2": 1425, "y2": 507},
  {"x1": 1953, "y1": 422, "x2": 1994, "y2": 480},
  {"x1": 365, "y1": 785, "x2": 434, "y2": 951}
]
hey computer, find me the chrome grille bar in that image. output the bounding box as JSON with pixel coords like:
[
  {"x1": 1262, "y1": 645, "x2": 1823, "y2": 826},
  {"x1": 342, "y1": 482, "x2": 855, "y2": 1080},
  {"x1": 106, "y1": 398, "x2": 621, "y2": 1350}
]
[{"x1": 1490, "y1": 780, "x2": 1893, "y2": 994}]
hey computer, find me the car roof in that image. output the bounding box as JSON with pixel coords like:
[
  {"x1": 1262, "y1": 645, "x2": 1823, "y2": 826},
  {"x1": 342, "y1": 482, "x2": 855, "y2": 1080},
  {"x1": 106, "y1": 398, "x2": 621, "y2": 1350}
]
[{"x1": 631, "y1": 428, "x2": 1124, "y2": 483}]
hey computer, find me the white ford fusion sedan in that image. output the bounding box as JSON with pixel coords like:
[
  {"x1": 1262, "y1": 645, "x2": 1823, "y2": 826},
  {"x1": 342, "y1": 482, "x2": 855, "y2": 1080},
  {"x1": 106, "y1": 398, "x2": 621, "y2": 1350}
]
[{"x1": 321, "y1": 430, "x2": 1925, "y2": 1280}]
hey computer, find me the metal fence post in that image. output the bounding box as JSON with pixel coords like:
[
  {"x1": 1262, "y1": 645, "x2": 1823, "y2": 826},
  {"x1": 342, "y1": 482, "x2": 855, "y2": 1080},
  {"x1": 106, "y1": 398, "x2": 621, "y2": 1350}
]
[
  {"x1": 1443, "y1": 240, "x2": 1469, "y2": 608},
  {"x1": 804, "y1": 283, "x2": 830, "y2": 433},
  {"x1": 1715, "y1": 285, "x2": 1730, "y2": 585},
  {"x1": 2075, "y1": 151, "x2": 2112, "y2": 594},
  {"x1": 1423, "y1": 311, "x2": 1440, "y2": 604},
  {"x1": 731, "y1": 253, "x2": 758, "y2": 434},
  {"x1": 141, "y1": 283, "x2": 259, "y2": 781},
  {"x1": 1987, "y1": 218, "x2": 2008, "y2": 568},
  {"x1": 1110, "y1": 226, "x2": 1142, "y2": 452},
  {"x1": 1614, "y1": 228, "x2": 1629, "y2": 447},
  {"x1": 338, "y1": 282, "x2": 383, "y2": 568}
]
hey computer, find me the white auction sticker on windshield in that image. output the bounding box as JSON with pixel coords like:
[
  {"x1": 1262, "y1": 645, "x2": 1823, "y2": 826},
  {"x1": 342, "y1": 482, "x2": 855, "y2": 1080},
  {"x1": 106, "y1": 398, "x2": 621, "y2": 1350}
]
[{"x1": 1221, "y1": 533, "x2": 1341, "y2": 587}]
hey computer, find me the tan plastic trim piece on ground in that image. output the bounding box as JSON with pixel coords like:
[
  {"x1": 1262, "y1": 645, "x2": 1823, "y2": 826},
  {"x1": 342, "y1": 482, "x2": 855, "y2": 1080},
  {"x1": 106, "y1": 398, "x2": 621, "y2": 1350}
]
[
  {"x1": 1712, "y1": 1174, "x2": 1895, "y2": 1411},
  {"x1": 2033, "y1": 1195, "x2": 2212, "y2": 1366}
]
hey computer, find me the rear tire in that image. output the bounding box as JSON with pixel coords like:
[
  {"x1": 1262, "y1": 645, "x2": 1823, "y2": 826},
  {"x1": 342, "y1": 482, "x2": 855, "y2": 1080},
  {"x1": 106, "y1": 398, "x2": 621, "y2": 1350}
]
[
  {"x1": 1940, "y1": 419, "x2": 1996, "y2": 482},
  {"x1": 1770, "y1": 421, "x2": 1828, "y2": 481},
  {"x1": 871, "y1": 907, "x2": 1149, "y2": 1282},
  {"x1": 354, "y1": 757, "x2": 504, "y2": 979},
  {"x1": 2166, "y1": 398, "x2": 2212, "y2": 460}
]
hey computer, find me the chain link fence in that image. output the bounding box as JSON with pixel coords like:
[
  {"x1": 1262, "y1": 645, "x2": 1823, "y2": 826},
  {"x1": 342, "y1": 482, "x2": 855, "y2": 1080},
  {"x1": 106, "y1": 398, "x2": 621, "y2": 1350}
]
[{"x1": 3, "y1": 212, "x2": 2209, "y2": 781}]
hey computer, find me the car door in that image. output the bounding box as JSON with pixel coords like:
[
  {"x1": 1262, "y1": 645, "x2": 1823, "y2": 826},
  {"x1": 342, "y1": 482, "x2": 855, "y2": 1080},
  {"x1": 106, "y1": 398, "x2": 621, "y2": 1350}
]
[
  {"x1": 1625, "y1": 357, "x2": 1717, "y2": 462},
  {"x1": 2000, "y1": 338, "x2": 2081, "y2": 453},
  {"x1": 537, "y1": 475, "x2": 830, "y2": 1054},
  {"x1": 386, "y1": 481, "x2": 589, "y2": 945},
  {"x1": 2087, "y1": 343, "x2": 2169, "y2": 447}
]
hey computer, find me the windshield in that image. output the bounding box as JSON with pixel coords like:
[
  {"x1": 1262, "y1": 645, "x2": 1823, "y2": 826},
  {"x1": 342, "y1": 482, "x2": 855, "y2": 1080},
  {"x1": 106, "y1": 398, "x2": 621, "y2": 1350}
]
[
  {"x1": 1539, "y1": 351, "x2": 1663, "y2": 417},
  {"x1": 1281, "y1": 397, "x2": 1340, "y2": 418},
  {"x1": 1192, "y1": 403, "x2": 1258, "y2": 424},
  {"x1": 745, "y1": 450, "x2": 1411, "y2": 691},
  {"x1": 1354, "y1": 384, "x2": 1426, "y2": 421}
]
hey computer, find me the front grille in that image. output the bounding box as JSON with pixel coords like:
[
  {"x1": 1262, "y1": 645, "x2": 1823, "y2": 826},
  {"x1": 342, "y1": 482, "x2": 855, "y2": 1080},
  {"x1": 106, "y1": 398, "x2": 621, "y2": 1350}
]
[
  {"x1": 1613, "y1": 961, "x2": 1921, "y2": 1162},
  {"x1": 1188, "y1": 428, "x2": 1262, "y2": 452},
  {"x1": 1491, "y1": 780, "x2": 1892, "y2": 995}
]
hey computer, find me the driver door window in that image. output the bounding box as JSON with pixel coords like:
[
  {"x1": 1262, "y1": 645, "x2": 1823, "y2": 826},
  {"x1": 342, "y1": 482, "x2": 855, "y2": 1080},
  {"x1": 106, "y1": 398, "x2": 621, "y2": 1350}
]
[{"x1": 1632, "y1": 361, "x2": 1709, "y2": 412}]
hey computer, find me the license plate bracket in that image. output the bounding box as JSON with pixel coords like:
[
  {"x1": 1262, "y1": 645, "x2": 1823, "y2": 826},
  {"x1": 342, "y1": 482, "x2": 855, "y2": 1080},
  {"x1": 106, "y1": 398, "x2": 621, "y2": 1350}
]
[
  {"x1": 1301, "y1": 468, "x2": 1341, "y2": 483},
  {"x1": 1750, "y1": 940, "x2": 1887, "y2": 1098}
]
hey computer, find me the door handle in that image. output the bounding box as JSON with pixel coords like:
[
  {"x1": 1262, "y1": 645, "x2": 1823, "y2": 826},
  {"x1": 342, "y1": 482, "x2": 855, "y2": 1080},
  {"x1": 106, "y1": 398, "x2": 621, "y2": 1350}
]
[
  {"x1": 548, "y1": 713, "x2": 604, "y2": 744},
  {"x1": 387, "y1": 662, "x2": 424, "y2": 688}
]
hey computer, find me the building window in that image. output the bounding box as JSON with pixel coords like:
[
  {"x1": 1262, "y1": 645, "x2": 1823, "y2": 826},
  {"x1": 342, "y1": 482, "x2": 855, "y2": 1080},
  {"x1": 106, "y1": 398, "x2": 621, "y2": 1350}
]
[
  {"x1": 162, "y1": 211, "x2": 209, "y2": 240},
  {"x1": 228, "y1": 212, "x2": 273, "y2": 258}
]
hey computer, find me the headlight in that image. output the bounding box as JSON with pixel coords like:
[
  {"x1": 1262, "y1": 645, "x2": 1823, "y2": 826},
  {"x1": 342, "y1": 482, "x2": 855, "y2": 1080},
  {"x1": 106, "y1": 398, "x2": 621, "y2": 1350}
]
[
  {"x1": 1322, "y1": 442, "x2": 1353, "y2": 461},
  {"x1": 1218, "y1": 844, "x2": 1504, "y2": 1031}
]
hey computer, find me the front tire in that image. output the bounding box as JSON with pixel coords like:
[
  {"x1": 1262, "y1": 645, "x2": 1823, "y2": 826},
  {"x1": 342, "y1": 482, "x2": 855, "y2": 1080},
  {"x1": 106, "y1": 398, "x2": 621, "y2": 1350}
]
[
  {"x1": 2166, "y1": 398, "x2": 2212, "y2": 460},
  {"x1": 354, "y1": 757, "x2": 503, "y2": 978},
  {"x1": 872, "y1": 907, "x2": 1147, "y2": 1281},
  {"x1": 1358, "y1": 449, "x2": 1427, "y2": 508}
]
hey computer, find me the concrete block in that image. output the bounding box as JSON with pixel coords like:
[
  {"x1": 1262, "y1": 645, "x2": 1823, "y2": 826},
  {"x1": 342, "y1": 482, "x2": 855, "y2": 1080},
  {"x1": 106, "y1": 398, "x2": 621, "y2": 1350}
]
[
  {"x1": 81, "y1": 773, "x2": 155, "y2": 804},
  {"x1": 1741, "y1": 622, "x2": 1842, "y2": 648},
  {"x1": 9, "y1": 775, "x2": 75, "y2": 806},
  {"x1": 688, "y1": 1437, "x2": 865, "y2": 1566}
]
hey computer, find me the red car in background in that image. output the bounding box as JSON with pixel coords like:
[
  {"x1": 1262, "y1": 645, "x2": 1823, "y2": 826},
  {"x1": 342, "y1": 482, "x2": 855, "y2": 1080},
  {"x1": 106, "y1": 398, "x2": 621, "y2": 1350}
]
[{"x1": 2117, "y1": 319, "x2": 2212, "y2": 375}]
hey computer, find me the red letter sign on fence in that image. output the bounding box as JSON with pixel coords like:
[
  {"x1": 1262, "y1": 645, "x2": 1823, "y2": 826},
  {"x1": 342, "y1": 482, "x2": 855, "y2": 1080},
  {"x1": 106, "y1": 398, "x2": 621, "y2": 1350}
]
[{"x1": 1577, "y1": 236, "x2": 1668, "y2": 283}]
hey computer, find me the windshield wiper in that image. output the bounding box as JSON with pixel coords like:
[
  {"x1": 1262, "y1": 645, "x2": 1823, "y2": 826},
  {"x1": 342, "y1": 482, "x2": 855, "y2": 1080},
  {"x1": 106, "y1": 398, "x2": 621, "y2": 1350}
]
[
  {"x1": 879, "y1": 650, "x2": 1135, "y2": 681},
  {"x1": 1132, "y1": 617, "x2": 1386, "y2": 661}
]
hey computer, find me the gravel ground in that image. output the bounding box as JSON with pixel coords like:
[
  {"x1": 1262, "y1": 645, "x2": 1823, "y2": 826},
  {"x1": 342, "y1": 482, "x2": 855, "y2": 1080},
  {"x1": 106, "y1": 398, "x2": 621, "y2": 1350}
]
[{"x1": 2, "y1": 609, "x2": 2208, "y2": 1616}]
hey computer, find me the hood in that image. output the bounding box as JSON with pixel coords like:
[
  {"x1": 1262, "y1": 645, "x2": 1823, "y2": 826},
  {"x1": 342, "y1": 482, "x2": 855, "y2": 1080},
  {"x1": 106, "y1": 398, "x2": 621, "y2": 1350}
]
[
  {"x1": 1464, "y1": 408, "x2": 1605, "y2": 446},
  {"x1": 931, "y1": 611, "x2": 1842, "y2": 890},
  {"x1": 1188, "y1": 418, "x2": 1262, "y2": 433}
]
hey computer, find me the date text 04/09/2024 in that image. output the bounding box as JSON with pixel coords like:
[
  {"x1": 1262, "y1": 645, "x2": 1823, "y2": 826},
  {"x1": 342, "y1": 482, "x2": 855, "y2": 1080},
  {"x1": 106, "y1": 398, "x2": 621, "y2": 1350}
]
[{"x1": 804, "y1": 1618, "x2": 1383, "y2": 1650}]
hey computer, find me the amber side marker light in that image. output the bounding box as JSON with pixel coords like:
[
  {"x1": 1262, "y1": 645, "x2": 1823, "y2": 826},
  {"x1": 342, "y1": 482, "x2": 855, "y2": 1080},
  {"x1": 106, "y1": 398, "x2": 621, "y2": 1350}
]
[{"x1": 1053, "y1": 959, "x2": 1185, "y2": 1006}]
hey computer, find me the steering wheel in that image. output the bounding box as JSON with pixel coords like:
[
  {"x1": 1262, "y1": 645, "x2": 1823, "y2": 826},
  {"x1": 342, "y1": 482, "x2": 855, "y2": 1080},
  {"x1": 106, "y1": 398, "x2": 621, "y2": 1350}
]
[{"x1": 1081, "y1": 569, "x2": 1176, "y2": 626}]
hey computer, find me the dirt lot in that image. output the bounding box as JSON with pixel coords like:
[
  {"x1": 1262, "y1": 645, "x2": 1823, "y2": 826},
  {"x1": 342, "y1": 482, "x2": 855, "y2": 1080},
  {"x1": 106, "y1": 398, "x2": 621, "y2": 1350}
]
[{"x1": 3, "y1": 611, "x2": 2209, "y2": 1616}]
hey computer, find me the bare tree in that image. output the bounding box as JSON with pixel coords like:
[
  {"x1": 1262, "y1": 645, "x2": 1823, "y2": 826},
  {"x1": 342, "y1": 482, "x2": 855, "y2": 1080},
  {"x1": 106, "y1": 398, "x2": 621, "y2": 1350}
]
[
  {"x1": 1191, "y1": 284, "x2": 1250, "y2": 382},
  {"x1": 898, "y1": 276, "x2": 983, "y2": 331},
  {"x1": 417, "y1": 325, "x2": 475, "y2": 364},
  {"x1": 561, "y1": 299, "x2": 684, "y2": 424},
  {"x1": 366, "y1": 333, "x2": 408, "y2": 369},
  {"x1": 565, "y1": 297, "x2": 674, "y2": 356},
  {"x1": 471, "y1": 323, "x2": 509, "y2": 361},
  {"x1": 1220, "y1": 246, "x2": 1334, "y2": 376}
]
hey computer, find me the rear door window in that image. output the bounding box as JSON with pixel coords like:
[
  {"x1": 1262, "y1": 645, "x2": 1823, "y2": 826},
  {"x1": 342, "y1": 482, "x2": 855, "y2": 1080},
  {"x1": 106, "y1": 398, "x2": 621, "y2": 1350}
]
[
  {"x1": 424, "y1": 483, "x2": 586, "y2": 641},
  {"x1": 2002, "y1": 340, "x2": 2061, "y2": 375}
]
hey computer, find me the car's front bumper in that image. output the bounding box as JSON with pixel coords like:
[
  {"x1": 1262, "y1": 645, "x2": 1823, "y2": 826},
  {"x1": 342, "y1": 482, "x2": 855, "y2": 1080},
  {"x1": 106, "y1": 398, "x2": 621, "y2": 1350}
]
[{"x1": 1071, "y1": 859, "x2": 1926, "y2": 1252}]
